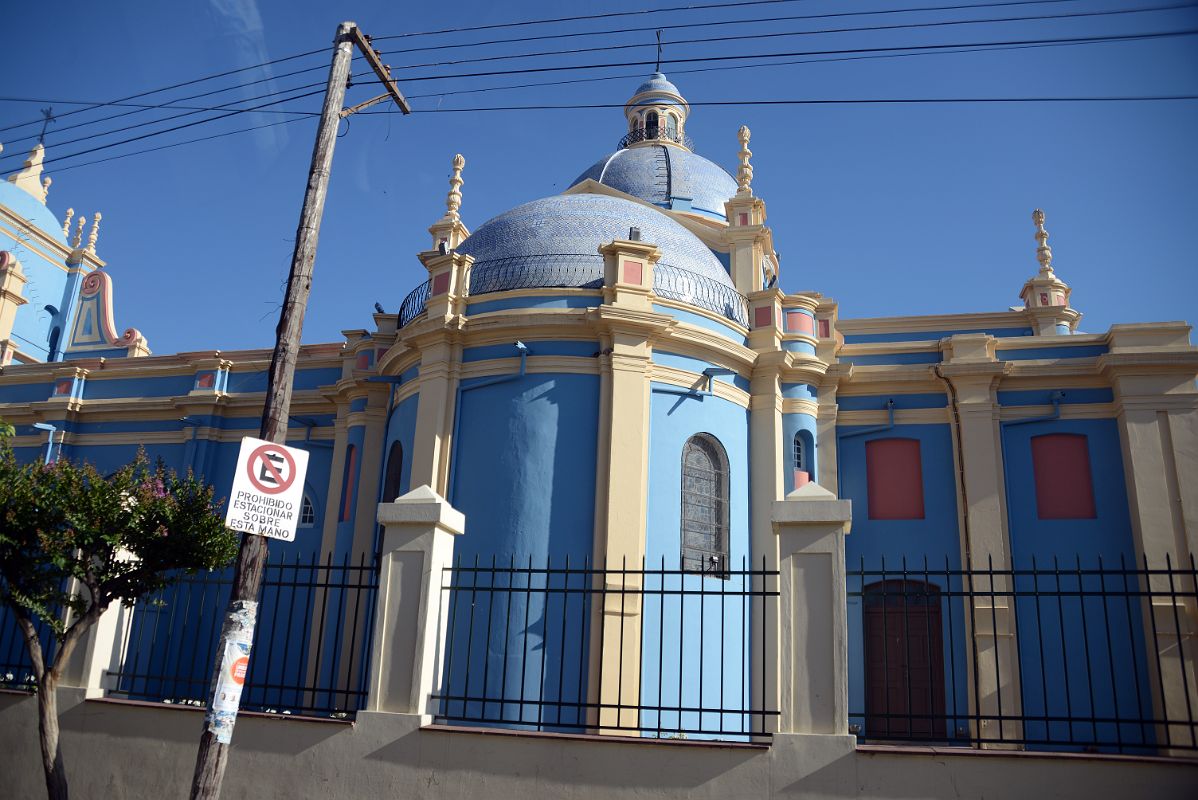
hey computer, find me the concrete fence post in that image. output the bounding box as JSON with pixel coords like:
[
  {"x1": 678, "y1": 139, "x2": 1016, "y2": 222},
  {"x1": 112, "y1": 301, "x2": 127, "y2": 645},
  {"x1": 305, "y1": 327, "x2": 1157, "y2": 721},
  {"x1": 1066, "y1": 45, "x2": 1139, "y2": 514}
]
[
  {"x1": 57, "y1": 591, "x2": 133, "y2": 698},
  {"x1": 773, "y1": 482, "x2": 852, "y2": 737},
  {"x1": 365, "y1": 484, "x2": 464, "y2": 719}
]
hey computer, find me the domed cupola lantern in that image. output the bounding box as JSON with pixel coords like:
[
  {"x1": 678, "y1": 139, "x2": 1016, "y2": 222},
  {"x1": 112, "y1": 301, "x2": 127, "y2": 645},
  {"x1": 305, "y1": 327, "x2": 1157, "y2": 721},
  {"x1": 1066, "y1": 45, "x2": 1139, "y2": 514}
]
[{"x1": 619, "y1": 73, "x2": 692, "y2": 151}]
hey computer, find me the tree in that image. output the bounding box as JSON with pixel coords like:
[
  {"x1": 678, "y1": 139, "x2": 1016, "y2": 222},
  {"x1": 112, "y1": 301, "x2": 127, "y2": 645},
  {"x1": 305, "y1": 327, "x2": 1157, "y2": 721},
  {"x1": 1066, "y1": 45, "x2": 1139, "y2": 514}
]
[{"x1": 0, "y1": 435, "x2": 239, "y2": 800}]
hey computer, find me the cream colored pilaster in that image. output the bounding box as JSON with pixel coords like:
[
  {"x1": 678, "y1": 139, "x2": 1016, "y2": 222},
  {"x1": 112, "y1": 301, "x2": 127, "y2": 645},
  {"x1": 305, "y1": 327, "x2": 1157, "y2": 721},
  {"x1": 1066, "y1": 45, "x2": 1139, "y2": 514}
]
[
  {"x1": 589, "y1": 238, "x2": 666, "y2": 734},
  {"x1": 0, "y1": 251, "x2": 29, "y2": 346},
  {"x1": 367, "y1": 486, "x2": 464, "y2": 718},
  {"x1": 816, "y1": 364, "x2": 851, "y2": 494},
  {"x1": 319, "y1": 415, "x2": 349, "y2": 558},
  {"x1": 937, "y1": 333, "x2": 1022, "y2": 747},
  {"x1": 351, "y1": 392, "x2": 390, "y2": 556},
  {"x1": 1101, "y1": 323, "x2": 1198, "y2": 751},
  {"x1": 408, "y1": 335, "x2": 461, "y2": 498},
  {"x1": 773, "y1": 482, "x2": 853, "y2": 742}
]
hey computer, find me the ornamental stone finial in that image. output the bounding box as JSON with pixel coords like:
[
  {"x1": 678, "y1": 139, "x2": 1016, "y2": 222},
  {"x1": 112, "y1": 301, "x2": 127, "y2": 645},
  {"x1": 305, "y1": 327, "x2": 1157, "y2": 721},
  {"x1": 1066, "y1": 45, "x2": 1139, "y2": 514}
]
[
  {"x1": 42, "y1": 176, "x2": 51, "y2": 199},
  {"x1": 736, "y1": 125, "x2": 753, "y2": 196},
  {"x1": 73, "y1": 215, "x2": 86, "y2": 249},
  {"x1": 1032, "y1": 208, "x2": 1053, "y2": 275},
  {"x1": 62, "y1": 208, "x2": 74, "y2": 237},
  {"x1": 445, "y1": 153, "x2": 465, "y2": 220},
  {"x1": 86, "y1": 212, "x2": 102, "y2": 253}
]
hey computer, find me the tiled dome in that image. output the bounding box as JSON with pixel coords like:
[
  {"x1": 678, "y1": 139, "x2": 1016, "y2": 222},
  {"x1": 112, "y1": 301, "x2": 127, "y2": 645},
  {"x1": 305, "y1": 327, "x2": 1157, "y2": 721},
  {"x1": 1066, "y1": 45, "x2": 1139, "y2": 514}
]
[
  {"x1": 458, "y1": 193, "x2": 732, "y2": 288},
  {"x1": 569, "y1": 146, "x2": 738, "y2": 222}
]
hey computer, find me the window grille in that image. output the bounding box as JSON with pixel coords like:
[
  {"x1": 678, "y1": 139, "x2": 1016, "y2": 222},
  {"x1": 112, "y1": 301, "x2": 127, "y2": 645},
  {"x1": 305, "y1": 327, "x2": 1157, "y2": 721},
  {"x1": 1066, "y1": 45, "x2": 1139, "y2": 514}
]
[
  {"x1": 299, "y1": 495, "x2": 315, "y2": 527},
  {"x1": 681, "y1": 434, "x2": 730, "y2": 577},
  {"x1": 793, "y1": 433, "x2": 806, "y2": 472}
]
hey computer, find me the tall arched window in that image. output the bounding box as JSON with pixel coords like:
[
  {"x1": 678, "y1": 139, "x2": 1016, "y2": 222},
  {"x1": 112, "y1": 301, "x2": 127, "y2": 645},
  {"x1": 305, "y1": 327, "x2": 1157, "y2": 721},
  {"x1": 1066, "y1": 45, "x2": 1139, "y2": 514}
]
[
  {"x1": 382, "y1": 441, "x2": 404, "y2": 503},
  {"x1": 681, "y1": 433, "x2": 729, "y2": 576},
  {"x1": 645, "y1": 110, "x2": 659, "y2": 139},
  {"x1": 665, "y1": 113, "x2": 678, "y2": 140},
  {"x1": 793, "y1": 433, "x2": 807, "y2": 473}
]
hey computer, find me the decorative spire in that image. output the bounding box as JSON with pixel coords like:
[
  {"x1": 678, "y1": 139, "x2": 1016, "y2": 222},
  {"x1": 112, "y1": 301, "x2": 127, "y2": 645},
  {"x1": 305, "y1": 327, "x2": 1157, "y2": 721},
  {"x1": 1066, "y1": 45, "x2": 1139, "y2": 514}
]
[
  {"x1": 6, "y1": 143, "x2": 49, "y2": 204},
  {"x1": 73, "y1": 215, "x2": 86, "y2": 249},
  {"x1": 736, "y1": 125, "x2": 753, "y2": 196},
  {"x1": 1033, "y1": 208, "x2": 1053, "y2": 275},
  {"x1": 62, "y1": 208, "x2": 74, "y2": 237},
  {"x1": 86, "y1": 212, "x2": 102, "y2": 254},
  {"x1": 445, "y1": 154, "x2": 465, "y2": 221}
]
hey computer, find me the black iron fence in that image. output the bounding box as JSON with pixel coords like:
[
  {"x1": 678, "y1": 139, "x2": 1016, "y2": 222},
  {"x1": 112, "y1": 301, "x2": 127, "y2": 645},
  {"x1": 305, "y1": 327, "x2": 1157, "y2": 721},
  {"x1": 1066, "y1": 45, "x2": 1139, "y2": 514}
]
[
  {"x1": 469, "y1": 254, "x2": 605, "y2": 294},
  {"x1": 398, "y1": 278, "x2": 430, "y2": 328},
  {"x1": 618, "y1": 126, "x2": 695, "y2": 150},
  {"x1": 847, "y1": 554, "x2": 1198, "y2": 755},
  {"x1": 654, "y1": 263, "x2": 750, "y2": 327},
  {"x1": 0, "y1": 604, "x2": 58, "y2": 691},
  {"x1": 432, "y1": 556, "x2": 779, "y2": 740},
  {"x1": 108, "y1": 553, "x2": 378, "y2": 718}
]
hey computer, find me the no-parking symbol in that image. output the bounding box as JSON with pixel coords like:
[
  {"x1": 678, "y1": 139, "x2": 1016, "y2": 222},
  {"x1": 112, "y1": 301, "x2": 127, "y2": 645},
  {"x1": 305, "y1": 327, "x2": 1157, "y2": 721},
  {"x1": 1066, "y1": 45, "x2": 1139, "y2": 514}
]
[{"x1": 225, "y1": 437, "x2": 310, "y2": 541}]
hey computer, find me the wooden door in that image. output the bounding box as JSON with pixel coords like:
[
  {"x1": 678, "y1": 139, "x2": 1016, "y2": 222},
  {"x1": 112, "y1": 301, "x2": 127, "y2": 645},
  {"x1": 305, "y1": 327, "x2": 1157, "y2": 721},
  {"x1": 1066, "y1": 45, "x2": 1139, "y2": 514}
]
[{"x1": 864, "y1": 580, "x2": 946, "y2": 739}]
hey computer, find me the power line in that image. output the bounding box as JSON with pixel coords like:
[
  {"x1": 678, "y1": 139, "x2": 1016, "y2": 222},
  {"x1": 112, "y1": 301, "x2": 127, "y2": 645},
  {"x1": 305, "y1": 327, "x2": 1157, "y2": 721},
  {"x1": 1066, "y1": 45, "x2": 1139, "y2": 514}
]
[
  {"x1": 381, "y1": 0, "x2": 1089, "y2": 57},
  {"x1": 384, "y1": 1, "x2": 1196, "y2": 72},
  {"x1": 0, "y1": 47, "x2": 327, "y2": 136}
]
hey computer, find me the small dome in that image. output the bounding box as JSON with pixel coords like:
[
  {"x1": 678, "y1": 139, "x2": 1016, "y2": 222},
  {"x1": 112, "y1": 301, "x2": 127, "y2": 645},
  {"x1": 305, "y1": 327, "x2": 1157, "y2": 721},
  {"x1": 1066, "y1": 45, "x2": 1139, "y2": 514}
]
[
  {"x1": 632, "y1": 72, "x2": 681, "y2": 98},
  {"x1": 0, "y1": 182, "x2": 67, "y2": 245},
  {"x1": 459, "y1": 193, "x2": 732, "y2": 288},
  {"x1": 570, "y1": 146, "x2": 738, "y2": 222}
]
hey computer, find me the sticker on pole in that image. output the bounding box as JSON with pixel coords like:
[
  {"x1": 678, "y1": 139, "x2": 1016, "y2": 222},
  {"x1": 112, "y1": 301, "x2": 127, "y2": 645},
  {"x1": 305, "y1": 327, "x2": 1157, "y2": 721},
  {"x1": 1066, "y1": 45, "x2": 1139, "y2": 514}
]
[{"x1": 225, "y1": 436, "x2": 310, "y2": 541}]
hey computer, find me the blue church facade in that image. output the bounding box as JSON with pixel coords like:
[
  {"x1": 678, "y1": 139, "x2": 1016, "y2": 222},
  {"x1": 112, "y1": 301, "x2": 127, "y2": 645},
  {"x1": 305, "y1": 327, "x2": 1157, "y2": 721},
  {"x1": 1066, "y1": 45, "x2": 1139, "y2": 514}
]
[{"x1": 1, "y1": 74, "x2": 1196, "y2": 753}]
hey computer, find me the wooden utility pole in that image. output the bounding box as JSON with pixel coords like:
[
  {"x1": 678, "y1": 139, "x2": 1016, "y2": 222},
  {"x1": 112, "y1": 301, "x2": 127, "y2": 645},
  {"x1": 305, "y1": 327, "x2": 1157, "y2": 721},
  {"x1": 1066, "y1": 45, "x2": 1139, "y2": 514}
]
[{"x1": 189, "y1": 20, "x2": 408, "y2": 799}]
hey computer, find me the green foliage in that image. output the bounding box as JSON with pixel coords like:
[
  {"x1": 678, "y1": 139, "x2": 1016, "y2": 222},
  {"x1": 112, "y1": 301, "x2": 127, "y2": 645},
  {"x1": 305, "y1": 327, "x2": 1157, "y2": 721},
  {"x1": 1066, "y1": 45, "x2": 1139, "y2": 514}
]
[{"x1": 0, "y1": 443, "x2": 239, "y2": 639}]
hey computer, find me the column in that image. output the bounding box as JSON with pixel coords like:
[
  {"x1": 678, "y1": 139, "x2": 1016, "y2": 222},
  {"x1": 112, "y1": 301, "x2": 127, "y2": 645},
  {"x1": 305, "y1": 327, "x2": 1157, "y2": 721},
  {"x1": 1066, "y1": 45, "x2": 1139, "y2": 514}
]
[{"x1": 365, "y1": 485, "x2": 464, "y2": 718}]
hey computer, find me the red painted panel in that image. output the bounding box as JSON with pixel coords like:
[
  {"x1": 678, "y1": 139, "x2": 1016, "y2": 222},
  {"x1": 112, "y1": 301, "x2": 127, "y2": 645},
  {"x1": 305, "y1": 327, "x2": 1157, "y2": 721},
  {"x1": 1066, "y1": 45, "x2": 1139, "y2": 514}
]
[
  {"x1": 53, "y1": 379, "x2": 72, "y2": 396},
  {"x1": 754, "y1": 306, "x2": 774, "y2": 328},
  {"x1": 866, "y1": 438, "x2": 925, "y2": 520},
  {"x1": 355, "y1": 353, "x2": 371, "y2": 370},
  {"x1": 623, "y1": 260, "x2": 643, "y2": 285},
  {"x1": 1032, "y1": 434, "x2": 1096, "y2": 519},
  {"x1": 195, "y1": 372, "x2": 215, "y2": 389},
  {"x1": 818, "y1": 319, "x2": 830, "y2": 338},
  {"x1": 738, "y1": 213, "x2": 748, "y2": 226},
  {"x1": 431, "y1": 271, "x2": 451, "y2": 295},
  {"x1": 786, "y1": 311, "x2": 815, "y2": 335}
]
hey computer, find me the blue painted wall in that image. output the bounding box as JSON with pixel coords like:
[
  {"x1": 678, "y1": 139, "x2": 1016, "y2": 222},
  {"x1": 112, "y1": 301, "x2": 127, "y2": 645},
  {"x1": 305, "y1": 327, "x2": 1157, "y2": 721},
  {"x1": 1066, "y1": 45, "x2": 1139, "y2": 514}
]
[
  {"x1": 1000, "y1": 416, "x2": 1150, "y2": 749},
  {"x1": 837, "y1": 422, "x2": 969, "y2": 740},
  {"x1": 441, "y1": 371, "x2": 600, "y2": 729},
  {"x1": 641, "y1": 382, "x2": 751, "y2": 737}
]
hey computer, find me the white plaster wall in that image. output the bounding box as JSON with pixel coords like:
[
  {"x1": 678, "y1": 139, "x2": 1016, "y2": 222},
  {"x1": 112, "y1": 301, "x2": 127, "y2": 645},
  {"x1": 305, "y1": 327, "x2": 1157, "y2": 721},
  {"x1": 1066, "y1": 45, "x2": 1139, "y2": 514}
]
[{"x1": 1, "y1": 691, "x2": 1194, "y2": 800}]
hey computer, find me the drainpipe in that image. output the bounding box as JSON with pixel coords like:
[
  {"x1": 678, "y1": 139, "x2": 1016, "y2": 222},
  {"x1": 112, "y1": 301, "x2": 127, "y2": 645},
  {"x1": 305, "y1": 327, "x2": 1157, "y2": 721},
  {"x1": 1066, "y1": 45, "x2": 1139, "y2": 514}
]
[
  {"x1": 932, "y1": 366, "x2": 974, "y2": 566},
  {"x1": 31, "y1": 422, "x2": 57, "y2": 465},
  {"x1": 651, "y1": 366, "x2": 738, "y2": 399},
  {"x1": 836, "y1": 398, "x2": 896, "y2": 440},
  {"x1": 446, "y1": 341, "x2": 529, "y2": 500},
  {"x1": 290, "y1": 415, "x2": 336, "y2": 449}
]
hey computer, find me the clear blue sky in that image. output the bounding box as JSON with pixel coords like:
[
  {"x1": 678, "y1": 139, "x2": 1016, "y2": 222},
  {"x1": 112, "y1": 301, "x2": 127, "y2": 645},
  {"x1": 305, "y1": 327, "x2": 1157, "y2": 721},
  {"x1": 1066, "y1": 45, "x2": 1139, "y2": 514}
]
[{"x1": 1, "y1": 0, "x2": 1195, "y2": 354}]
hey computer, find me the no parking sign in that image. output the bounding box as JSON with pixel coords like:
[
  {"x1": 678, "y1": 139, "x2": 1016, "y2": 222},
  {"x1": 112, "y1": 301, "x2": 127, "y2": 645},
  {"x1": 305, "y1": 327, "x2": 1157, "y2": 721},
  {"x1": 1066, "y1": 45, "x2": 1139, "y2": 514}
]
[{"x1": 225, "y1": 437, "x2": 310, "y2": 541}]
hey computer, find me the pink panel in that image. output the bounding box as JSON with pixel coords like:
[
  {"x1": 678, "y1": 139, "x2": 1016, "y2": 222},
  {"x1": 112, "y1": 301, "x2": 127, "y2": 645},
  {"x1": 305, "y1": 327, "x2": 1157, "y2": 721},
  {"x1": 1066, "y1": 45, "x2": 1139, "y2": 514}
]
[
  {"x1": 738, "y1": 213, "x2": 748, "y2": 226},
  {"x1": 1039, "y1": 292, "x2": 1049, "y2": 306},
  {"x1": 865, "y1": 438, "x2": 925, "y2": 520},
  {"x1": 53, "y1": 379, "x2": 72, "y2": 396},
  {"x1": 195, "y1": 372, "x2": 215, "y2": 389},
  {"x1": 786, "y1": 311, "x2": 815, "y2": 335},
  {"x1": 623, "y1": 260, "x2": 643, "y2": 285},
  {"x1": 793, "y1": 469, "x2": 810, "y2": 489},
  {"x1": 754, "y1": 306, "x2": 773, "y2": 328},
  {"x1": 431, "y1": 271, "x2": 451, "y2": 295},
  {"x1": 355, "y1": 353, "x2": 370, "y2": 370},
  {"x1": 818, "y1": 319, "x2": 830, "y2": 338},
  {"x1": 1032, "y1": 434, "x2": 1096, "y2": 519}
]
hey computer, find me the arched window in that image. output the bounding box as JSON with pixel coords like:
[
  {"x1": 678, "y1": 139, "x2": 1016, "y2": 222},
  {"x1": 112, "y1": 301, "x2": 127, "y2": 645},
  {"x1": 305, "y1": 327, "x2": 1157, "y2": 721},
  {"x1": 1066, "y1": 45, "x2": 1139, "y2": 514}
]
[
  {"x1": 339, "y1": 444, "x2": 358, "y2": 522},
  {"x1": 382, "y1": 441, "x2": 404, "y2": 502},
  {"x1": 793, "y1": 433, "x2": 807, "y2": 473},
  {"x1": 681, "y1": 433, "x2": 729, "y2": 576},
  {"x1": 299, "y1": 495, "x2": 316, "y2": 527},
  {"x1": 645, "y1": 111, "x2": 659, "y2": 139},
  {"x1": 665, "y1": 113, "x2": 678, "y2": 140}
]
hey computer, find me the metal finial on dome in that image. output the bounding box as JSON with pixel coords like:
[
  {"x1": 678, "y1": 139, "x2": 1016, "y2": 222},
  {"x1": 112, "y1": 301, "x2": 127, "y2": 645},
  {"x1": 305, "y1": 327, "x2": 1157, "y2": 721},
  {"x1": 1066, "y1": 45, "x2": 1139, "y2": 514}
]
[
  {"x1": 86, "y1": 212, "x2": 102, "y2": 254},
  {"x1": 1033, "y1": 208, "x2": 1053, "y2": 275},
  {"x1": 445, "y1": 154, "x2": 465, "y2": 220},
  {"x1": 736, "y1": 125, "x2": 753, "y2": 196},
  {"x1": 62, "y1": 208, "x2": 74, "y2": 237}
]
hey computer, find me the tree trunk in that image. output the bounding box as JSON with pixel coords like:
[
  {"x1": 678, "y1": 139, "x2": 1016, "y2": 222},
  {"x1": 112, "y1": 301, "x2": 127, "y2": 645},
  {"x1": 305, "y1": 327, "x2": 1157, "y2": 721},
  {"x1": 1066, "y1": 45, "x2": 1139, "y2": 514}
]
[{"x1": 37, "y1": 674, "x2": 69, "y2": 800}]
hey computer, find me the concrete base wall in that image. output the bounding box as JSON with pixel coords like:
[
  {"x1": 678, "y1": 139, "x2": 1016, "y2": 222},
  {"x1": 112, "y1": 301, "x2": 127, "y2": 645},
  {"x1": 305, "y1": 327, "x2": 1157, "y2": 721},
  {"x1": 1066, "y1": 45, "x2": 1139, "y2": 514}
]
[{"x1": 1, "y1": 690, "x2": 1194, "y2": 800}]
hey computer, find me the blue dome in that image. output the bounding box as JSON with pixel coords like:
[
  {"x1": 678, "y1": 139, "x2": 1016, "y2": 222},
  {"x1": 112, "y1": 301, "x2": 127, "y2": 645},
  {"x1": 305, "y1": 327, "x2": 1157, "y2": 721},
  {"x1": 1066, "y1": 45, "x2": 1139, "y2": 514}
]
[
  {"x1": 459, "y1": 193, "x2": 731, "y2": 287},
  {"x1": 0, "y1": 182, "x2": 67, "y2": 246},
  {"x1": 569, "y1": 146, "x2": 737, "y2": 222},
  {"x1": 632, "y1": 73, "x2": 681, "y2": 97}
]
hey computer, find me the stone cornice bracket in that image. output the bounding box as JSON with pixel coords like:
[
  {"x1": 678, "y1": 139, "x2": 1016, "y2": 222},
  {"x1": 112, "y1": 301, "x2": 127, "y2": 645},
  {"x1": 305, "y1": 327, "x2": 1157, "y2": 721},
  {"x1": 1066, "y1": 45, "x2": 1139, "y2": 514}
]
[
  {"x1": 736, "y1": 125, "x2": 753, "y2": 197},
  {"x1": 429, "y1": 153, "x2": 470, "y2": 251}
]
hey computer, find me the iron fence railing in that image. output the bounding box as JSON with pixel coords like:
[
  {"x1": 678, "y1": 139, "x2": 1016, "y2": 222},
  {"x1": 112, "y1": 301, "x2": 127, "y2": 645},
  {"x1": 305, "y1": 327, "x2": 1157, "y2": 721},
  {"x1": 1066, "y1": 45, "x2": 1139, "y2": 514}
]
[
  {"x1": 654, "y1": 263, "x2": 750, "y2": 327},
  {"x1": 847, "y1": 554, "x2": 1198, "y2": 755},
  {"x1": 468, "y1": 254, "x2": 605, "y2": 294},
  {"x1": 108, "y1": 553, "x2": 378, "y2": 718},
  {"x1": 432, "y1": 556, "x2": 779, "y2": 740},
  {"x1": 618, "y1": 126, "x2": 694, "y2": 150},
  {"x1": 0, "y1": 604, "x2": 58, "y2": 691},
  {"x1": 398, "y1": 279, "x2": 431, "y2": 328}
]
